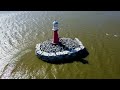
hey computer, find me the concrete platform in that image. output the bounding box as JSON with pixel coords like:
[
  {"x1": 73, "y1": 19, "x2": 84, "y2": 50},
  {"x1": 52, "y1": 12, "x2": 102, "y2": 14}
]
[{"x1": 35, "y1": 38, "x2": 89, "y2": 63}]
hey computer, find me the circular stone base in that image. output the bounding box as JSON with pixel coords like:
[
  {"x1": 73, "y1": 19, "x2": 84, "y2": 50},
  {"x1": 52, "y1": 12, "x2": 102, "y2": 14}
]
[{"x1": 35, "y1": 38, "x2": 88, "y2": 63}]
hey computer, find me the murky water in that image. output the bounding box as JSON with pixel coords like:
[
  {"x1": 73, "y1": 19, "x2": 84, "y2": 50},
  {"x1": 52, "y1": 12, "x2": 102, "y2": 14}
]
[{"x1": 0, "y1": 11, "x2": 120, "y2": 79}]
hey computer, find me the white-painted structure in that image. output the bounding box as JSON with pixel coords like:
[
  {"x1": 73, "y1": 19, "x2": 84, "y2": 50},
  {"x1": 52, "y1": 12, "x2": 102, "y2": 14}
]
[
  {"x1": 52, "y1": 20, "x2": 59, "y2": 31},
  {"x1": 35, "y1": 38, "x2": 88, "y2": 62}
]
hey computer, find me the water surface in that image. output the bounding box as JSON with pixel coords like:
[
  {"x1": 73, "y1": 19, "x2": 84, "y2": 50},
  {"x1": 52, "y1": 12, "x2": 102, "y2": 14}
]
[{"x1": 0, "y1": 11, "x2": 120, "y2": 79}]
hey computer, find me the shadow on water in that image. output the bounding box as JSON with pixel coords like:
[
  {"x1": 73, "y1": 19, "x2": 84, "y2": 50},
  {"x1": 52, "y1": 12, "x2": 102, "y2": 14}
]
[{"x1": 44, "y1": 48, "x2": 89, "y2": 65}]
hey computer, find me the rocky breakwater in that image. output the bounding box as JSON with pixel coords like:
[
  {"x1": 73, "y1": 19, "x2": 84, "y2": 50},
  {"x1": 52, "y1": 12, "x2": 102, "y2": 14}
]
[{"x1": 35, "y1": 38, "x2": 89, "y2": 63}]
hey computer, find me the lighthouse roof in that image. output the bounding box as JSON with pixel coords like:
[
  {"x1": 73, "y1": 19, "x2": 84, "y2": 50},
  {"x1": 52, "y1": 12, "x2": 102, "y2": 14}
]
[{"x1": 53, "y1": 20, "x2": 58, "y2": 24}]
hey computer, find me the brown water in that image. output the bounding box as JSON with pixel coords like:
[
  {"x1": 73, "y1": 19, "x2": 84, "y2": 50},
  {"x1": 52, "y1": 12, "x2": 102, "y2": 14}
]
[{"x1": 0, "y1": 11, "x2": 120, "y2": 79}]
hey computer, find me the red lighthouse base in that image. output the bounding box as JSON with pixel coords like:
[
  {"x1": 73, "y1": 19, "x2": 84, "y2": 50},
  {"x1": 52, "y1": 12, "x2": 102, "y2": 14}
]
[{"x1": 52, "y1": 30, "x2": 59, "y2": 44}]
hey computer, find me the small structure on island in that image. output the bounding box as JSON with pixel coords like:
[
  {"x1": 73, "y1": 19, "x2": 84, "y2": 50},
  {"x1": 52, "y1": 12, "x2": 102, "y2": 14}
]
[
  {"x1": 52, "y1": 20, "x2": 59, "y2": 44},
  {"x1": 35, "y1": 20, "x2": 89, "y2": 63}
]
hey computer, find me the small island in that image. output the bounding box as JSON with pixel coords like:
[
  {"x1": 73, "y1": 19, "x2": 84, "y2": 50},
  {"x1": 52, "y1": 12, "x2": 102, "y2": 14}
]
[{"x1": 35, "y1": 20, "x2": 89, "y2": 63}]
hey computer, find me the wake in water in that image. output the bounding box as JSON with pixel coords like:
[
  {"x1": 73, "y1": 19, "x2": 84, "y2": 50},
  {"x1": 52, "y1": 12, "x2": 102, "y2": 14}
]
[
  {"x1": 0, "y1": 11, "x2": 64, "y2": 79},
  {"x1": 0, "y1": 11, "x2": 39, "y2": 78}
]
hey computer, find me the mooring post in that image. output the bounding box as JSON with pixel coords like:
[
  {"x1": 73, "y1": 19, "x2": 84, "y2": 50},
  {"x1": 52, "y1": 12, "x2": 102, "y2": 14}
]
[{"x1": 52, "y1": 20, "x2": 59, "y2": 44}]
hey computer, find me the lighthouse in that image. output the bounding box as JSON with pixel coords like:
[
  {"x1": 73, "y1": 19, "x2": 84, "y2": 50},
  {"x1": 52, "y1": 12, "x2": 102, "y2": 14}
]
[{"x1": 52, "y1": 20, "x2": 59, "y2": 44}]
